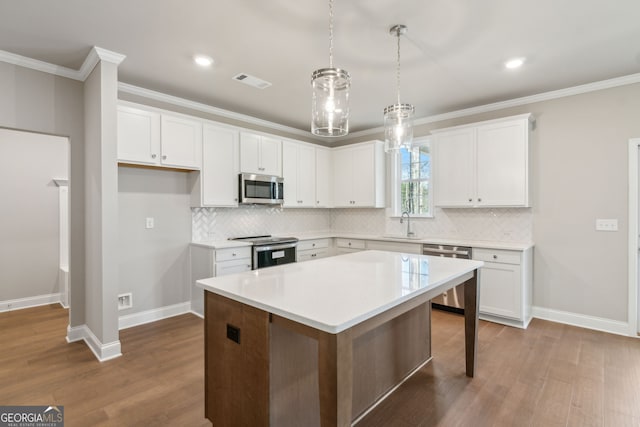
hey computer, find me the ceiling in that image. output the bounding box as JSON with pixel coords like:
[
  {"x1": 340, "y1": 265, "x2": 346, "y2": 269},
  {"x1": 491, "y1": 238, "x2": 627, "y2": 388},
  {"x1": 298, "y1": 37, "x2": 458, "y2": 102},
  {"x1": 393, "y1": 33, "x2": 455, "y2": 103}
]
[{"x1": 1, "y1": 0, "x2": 639, "y2": 138}]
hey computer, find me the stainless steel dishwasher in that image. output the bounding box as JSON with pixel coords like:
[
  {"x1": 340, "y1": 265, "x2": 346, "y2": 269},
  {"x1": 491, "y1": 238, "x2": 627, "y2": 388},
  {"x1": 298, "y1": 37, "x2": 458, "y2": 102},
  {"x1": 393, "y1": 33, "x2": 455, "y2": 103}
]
[{"x1": 423, "y1": 244, "x2": 472, "y2": 314}]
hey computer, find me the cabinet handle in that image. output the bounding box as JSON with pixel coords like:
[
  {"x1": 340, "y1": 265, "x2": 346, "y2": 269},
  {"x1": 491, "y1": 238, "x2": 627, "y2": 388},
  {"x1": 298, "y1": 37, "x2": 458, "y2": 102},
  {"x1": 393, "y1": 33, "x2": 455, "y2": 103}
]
[
  {"x1": 493, "y1": 255, "x2": 498, "y2": 260},
  {"x1": 468, "y1": 198, "x2": 472, "y2": 202},
  {"x1": 311, "y1": 253, "x2": 316, "y2": 257},
  {"x1": 317, "y1": 201, "x2": 320, "y2": 204},
  {"x1": 348, "y1": 242, "x2": 352, "y2": 246},
  {"x1": 234, "y1": 198, "x2": 238, "y2": 202},
  {"x1": 232, "y1": 253, "x2": 236, "y2": 257},
  {"x1": 478, "y1": 198, "x2": 482, "y2": 202},
  {"x1": 162, "y1": 155, "x2": 167, "y2": 160},
  {"x1": 312, "y1": 243, "x2": 316, "y2": 247},
  {"x1": 151, "y1": 154, "x2": 157, "y2": 159}
]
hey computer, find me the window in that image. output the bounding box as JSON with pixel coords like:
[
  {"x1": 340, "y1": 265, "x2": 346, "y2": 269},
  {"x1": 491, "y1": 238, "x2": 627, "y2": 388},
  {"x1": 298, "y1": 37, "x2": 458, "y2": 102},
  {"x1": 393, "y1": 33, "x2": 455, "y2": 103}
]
[{"x1": 392, "y1": 137, "x2": 432, "y2": 217}]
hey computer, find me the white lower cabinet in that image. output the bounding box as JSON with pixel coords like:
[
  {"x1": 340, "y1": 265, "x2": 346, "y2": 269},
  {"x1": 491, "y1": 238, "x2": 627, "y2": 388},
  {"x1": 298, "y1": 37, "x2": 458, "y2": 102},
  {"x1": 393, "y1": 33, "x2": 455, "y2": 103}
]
[
  {"x1": 189, "y1": 245, "x2": 252, "y2": 316},
  {"x1": 473, "y1": 247, "x2": 533, "y2": 328},
  {"x1": 335, "y1": 238, "x2": 366, "y2": 254},
  {"x1": 365, "y1": 240, "x2": 422, "y2": 254},
  {"x1": 297, "y1": 238, "x2": 331, "y2": 262}
]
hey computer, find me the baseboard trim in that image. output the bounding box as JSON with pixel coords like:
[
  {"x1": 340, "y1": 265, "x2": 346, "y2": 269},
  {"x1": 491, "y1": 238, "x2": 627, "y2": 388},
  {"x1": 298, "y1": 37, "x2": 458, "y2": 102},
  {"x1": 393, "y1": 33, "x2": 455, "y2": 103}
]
[
  {"x1": 531, "y1": 306, "x2": 630, "y2": 336},
  {"x1": 0, "y1": 293, "x2": 61, "y2": 312},
  {"x1": 118, "y1": 302, "x2": 191, "y2": 330},
  {"x1": 66, "y1": 324, "x2": 122, "y2": 362},
  {"x1": 190, "y1": 309, "x2": 204, "y2": 319}
]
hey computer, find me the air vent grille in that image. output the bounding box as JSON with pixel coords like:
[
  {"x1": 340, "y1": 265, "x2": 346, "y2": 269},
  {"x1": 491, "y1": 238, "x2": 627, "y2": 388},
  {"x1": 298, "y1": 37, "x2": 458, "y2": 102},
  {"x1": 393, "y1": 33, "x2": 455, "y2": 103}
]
[{"x1": 232, "y1": 73, "x2": 272, "y2": 89}]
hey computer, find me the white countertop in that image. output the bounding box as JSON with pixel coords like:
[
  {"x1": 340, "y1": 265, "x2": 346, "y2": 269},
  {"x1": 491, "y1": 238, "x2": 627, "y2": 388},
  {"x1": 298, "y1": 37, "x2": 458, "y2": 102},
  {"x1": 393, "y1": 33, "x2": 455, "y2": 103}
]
[
  {"x1": 197, "y1": 250, "x2": 484, "y2": 334},
  {"x1": 190, "y1": 240, "x2": 252, "y2": 249}
]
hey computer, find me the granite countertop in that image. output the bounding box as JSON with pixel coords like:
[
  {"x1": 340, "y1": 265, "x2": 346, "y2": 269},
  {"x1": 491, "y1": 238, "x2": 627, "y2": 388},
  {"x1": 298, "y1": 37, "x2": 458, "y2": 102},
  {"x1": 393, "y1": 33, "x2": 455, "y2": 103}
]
[{"x1": 197, "y1": 250, "x2": 484, "y2": 333}]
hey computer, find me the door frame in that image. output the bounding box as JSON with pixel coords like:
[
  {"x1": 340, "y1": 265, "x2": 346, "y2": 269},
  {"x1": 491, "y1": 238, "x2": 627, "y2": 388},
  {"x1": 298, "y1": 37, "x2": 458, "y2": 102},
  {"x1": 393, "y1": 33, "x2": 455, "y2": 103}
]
[{"x1": 627, "y1": 138, "x2": 640, "y2": 336}]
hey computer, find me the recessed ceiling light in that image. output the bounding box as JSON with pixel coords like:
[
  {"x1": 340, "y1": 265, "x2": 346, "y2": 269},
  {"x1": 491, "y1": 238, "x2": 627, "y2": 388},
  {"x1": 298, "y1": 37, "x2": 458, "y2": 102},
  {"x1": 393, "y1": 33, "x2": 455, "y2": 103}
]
[
  {"x1": 194, "y1": 54, "x2": 214, "y2": 67},
  {"x1": 505, "y1": 57, "x2": 525, "y2": 69}
]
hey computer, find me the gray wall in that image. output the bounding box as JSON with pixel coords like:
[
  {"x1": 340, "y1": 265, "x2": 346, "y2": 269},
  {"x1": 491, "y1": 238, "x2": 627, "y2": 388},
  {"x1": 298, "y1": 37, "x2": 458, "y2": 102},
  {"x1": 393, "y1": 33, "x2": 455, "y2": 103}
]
[
  {"x1": 0, "y1": 128, "x2": 68, "y2": 301},
  {"x1": 0, "y1": 62, "x2": 85, "y2": 327},
  {"x1": 118, "y1": 167, "x2": 192, "y2": 314},
  {"x1": 346, "y1": 83, "x2": 640, "y2": 323}
]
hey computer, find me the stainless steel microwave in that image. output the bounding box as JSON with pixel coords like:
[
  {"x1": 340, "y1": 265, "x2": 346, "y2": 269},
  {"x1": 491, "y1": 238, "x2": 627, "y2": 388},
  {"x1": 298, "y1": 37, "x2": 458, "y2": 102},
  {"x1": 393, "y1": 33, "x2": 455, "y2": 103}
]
[{"x1": 239, "y1": 173, "x2": 284, "y2": 205}]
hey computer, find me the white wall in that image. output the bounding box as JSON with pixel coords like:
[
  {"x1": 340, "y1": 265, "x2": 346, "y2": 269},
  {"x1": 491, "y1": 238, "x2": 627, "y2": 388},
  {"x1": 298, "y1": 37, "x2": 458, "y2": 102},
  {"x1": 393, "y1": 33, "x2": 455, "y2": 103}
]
[
  {"x1": 118, "y1": 167, "x2": 192, "y2": 314},
  {"x1": 0, "y1": 128, "x2": 68, "y2": 303},
  {"x1": 0, "y1": 62, "x2": 85, "y2": 327}
]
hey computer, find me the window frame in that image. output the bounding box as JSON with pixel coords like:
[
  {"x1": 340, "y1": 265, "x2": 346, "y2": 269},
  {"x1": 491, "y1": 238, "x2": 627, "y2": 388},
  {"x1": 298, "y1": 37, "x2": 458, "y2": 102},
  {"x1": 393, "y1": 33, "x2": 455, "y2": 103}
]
[{"x1": 389, "y1": 136, "x2": 433, "y2": 218}]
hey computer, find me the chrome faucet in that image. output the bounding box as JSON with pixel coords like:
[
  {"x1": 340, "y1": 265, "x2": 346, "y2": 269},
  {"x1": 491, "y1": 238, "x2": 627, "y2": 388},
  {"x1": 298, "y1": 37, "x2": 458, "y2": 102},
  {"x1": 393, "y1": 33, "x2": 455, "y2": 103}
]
[{"x1": 400, "y1": 211, "x2": 415, "y2": 237}]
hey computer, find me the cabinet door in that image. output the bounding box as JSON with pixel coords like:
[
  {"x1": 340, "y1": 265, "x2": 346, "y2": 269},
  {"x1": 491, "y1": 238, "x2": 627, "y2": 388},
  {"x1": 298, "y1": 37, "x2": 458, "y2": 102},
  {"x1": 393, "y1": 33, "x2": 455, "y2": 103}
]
[
  {"x1": 240, "y1": 132, "x2": 261, "y2": 173},
  {"x1": 202, "y1": 124, "x2": 239, "y2": 206},
  {"x1": 433, "y1": 129, "x2": 475, "y2": 207},
  {"x1": 479, "y1": 262, "x2": 522, "y2": 320},
  {"x1": 259, "y1": 136, "x2": 282, "y2": 176},
  {"x1": 476, "y1": 119, "x2": 528, "y2": 206},
  {"x1": 160, "y1": 114, "x2": 202, "y2": 169},
  {"x1": 216, "y1": 259, "x2": 252, "y2": 276},
  {"x1": 332, "y1": 148, "x2": 353, "y2": 207},
  {"x1": 351, "y1": 144, "x2": 375, "y2": 206},
  {"x1": 296, "y1": 144, "x2": 315, "y2": 206},
  {"x1": 315, "y1": 147, "x2": 333, "y2": 207},
  {"x1": 117, "y1": 106, "x2": 160, "y2": 165},
  {"x1": 282, "y1": 141, "x2": 299, "y2": 207}
]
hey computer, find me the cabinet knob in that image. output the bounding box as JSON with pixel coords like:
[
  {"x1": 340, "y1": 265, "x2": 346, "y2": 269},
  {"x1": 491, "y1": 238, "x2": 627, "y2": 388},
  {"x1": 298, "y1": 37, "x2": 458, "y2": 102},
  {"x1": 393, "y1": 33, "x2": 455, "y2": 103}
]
[
  {"x1": 317, "y1": 201, "x2": 320, "y2": 204},
  {"x1": 468, "y1": 198, "x2": 472, "y2": 202},
  {"x1": 151, "y1": 154, "x2": 157, "y2": 159},
  {"x1": 232, "y1": 253, "x2": 236, "y2": 257},
  {"x1": 312, "y1": 243, "x2": 316, "y2": 247},
  {"x1": 493, "y1": 255, "x2": 498, "y2": 259},
  {"x1": 312, "y1": 253, "x2": 316, "y2": 257},
  {"x1": 162, "y1": 155, "x2": 167, "y2": 160},
  {"x1": 478, "y1": 198, "x2": 482, "y2": 202},
  {"x1": 348, "y1": 242, "x2": 352, "y2": 246},
  {"x1": 234, "y1": 198, "x2": 238, "y2": 202}
]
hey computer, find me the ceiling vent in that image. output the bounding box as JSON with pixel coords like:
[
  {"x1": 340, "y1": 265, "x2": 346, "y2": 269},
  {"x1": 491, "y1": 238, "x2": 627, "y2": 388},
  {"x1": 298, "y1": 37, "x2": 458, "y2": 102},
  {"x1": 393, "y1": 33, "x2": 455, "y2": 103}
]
[{"x1": 232, "y1": 73, "x2": 272, "y2": 89}]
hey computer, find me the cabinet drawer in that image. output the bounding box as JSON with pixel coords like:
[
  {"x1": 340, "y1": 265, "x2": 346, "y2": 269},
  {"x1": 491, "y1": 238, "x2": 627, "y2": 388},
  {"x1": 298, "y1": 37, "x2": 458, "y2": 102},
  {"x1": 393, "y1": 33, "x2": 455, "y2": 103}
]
[
  {"x1": 298, "y1": 248, "x2": 330, "y2": 262},
  {"x1": 215, "y1": 258, "x2": 252, "y2": 276},
  {"x1": 215, "y1": 246, "x2": 251, "y2": 262},
  {"x1": 335, "y1": 238, "x2": 366, "y2": 250},
  {"x1": 473, "y1": 248, "x2": 521, "y2": 265},
  {"x1": 297, "y1": 239, "x2": 330, "y2": 251},
  {"x1": 366, "y1": 240, "x2": 422, "y2": 254}
]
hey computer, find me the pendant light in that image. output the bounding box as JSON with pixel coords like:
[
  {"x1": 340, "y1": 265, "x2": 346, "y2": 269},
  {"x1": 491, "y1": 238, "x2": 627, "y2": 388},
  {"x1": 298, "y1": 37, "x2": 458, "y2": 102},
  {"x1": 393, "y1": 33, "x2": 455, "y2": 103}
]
[
  {"x1": 311, "y1": 0, "x2": 350, "y2": 137},
  {"x1": 384, "y1": 24, "x2": 415, "y2": 152}
]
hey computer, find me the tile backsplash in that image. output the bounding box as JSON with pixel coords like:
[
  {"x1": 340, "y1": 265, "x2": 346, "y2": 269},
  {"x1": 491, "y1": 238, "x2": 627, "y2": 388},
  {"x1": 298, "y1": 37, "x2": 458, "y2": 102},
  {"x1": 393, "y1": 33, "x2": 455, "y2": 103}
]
[{"x1": 192, "y1": 206, "x2": 532, "y2": 243}]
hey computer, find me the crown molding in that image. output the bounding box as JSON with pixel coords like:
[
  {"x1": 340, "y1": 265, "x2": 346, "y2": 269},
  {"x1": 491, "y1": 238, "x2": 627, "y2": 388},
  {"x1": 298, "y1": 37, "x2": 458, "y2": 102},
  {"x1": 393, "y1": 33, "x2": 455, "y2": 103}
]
[
  {"x1": 118, "y1": 82, "x2": 317, "y2": 140},
  {"x1": 0, "y1": 49, "x2": 81, "y2": 80},
  {"x1": 0, "y1": 46, "x2": 126, "y2": 82},
  {"x1": 344, "y1": 72, "x2": 640, "y2": 140}
]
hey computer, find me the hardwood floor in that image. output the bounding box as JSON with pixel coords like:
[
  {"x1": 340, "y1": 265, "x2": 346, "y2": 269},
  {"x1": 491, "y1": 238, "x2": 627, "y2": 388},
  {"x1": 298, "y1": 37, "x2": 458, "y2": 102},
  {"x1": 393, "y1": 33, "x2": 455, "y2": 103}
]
[{"x1": 1, "y1": 304, "x2": 639, "y2": 426}]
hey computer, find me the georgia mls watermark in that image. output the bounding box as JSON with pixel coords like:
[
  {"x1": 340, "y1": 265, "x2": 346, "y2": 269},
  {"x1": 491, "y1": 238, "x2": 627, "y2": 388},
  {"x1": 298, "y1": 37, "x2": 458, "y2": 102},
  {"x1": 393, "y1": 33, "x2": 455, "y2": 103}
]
[{"x1": 0, "y1": 406, "x2": 64, "y2": 427}]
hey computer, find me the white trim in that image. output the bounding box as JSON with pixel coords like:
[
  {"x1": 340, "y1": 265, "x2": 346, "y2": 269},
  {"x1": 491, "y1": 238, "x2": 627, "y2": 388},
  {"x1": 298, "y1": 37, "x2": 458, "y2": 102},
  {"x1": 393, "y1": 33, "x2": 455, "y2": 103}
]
[
  {"x1": 65, "y1": 324, "x2": 122, "y2": 362},
  {"x1": 118, "y1": 82, "x2": 315, "y2": 140},
  {"x1": 0, "y1": 49, "x2": 81, "y2": 80},
  {"x1": 53, "y1": 179, "x2": 68, "y2": 187},
  {"x1": 628, "y1": 138, "x2": 640, "y2": 336},
  {"x1": 346, "y1": 73, "x2": 640, "y2": 140},
  {"x1": 0, "y1": 293, "x2": 61, "y2": 312},
  {"x1": 118, "y1": 302, "x2": 191, "y2": 330},
  {"x1": 531, "y1": 306, "x2": 630, "y2": 337},
  {"x1": 190, "y1": 310, "x2": 204, "y2": 319}
]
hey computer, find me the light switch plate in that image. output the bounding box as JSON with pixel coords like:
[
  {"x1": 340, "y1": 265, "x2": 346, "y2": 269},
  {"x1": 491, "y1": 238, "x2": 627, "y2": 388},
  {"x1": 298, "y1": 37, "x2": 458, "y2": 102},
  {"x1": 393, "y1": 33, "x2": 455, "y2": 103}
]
[
  {"x1": 145, "y1": 217, "x2": 154, "y2": 229},
  {"x1": 595, "y1": 219, "x2": 618, "y2": 231}
]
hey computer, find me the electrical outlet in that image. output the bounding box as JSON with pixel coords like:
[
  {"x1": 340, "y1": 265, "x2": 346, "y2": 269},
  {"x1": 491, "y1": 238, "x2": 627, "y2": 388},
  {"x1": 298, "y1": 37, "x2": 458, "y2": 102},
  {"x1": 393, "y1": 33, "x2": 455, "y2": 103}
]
[
  {"x1": 145, "y1": 217, "x2": 154, "y2": 229},
  {"x1": 118, "y1": 293, "x2": 133, "y2": 310},
  {"x1": 595, "y1": 219, "x2": 618, "y2": 231}
]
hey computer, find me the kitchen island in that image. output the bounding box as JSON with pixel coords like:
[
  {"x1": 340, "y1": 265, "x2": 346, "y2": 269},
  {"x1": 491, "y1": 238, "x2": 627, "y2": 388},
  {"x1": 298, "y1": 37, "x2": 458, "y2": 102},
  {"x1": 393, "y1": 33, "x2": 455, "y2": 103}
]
[{"x1": 197, "y1": 250, "x2": 484, "y2": 427}]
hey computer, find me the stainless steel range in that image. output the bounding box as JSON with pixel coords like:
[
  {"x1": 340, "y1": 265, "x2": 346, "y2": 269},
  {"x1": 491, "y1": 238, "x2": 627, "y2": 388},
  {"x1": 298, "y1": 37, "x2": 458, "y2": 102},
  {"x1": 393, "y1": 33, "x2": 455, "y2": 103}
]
[{"x1": 229, "y1": 235, "x2": 298, "y2": 270}]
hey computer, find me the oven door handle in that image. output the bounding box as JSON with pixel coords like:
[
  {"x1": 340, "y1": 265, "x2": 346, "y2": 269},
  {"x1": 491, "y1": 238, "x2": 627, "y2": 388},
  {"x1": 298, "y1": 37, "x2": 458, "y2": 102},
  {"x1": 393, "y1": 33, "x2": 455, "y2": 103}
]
[
  {"x1": 254, "y1": 242, "x2": 298, "y2": 252},
  {"x1": 423, "y1": 248, "x2": 470, "y2": 257}
]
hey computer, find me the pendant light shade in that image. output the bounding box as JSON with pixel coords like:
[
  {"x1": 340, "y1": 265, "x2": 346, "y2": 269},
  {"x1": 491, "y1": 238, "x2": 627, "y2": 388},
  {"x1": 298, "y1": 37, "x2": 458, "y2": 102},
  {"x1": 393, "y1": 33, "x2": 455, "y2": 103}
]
[
  {"x1": 384, "y1": 25, "x2": 415, "y2": 152},
  {"x1": 311, "y1": 0, "x2": 350, "y2": 137}
]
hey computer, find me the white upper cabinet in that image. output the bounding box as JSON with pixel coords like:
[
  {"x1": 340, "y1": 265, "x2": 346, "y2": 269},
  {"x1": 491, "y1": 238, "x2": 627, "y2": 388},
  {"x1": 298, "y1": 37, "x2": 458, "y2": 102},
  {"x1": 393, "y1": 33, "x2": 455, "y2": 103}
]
[
  {"x1": 282, "y1": 140, "x2": 316, "y2": 207},
  {"x1": 240, "y1": 132, "x2": 282, "y2": 176},
  {"x1": 315, "y1": 147, "x2": 333, "y2": 208},
  {"x1": 191, "y1": 123, "x2": 240, "y2": 207},
  {"x1": 117, "y1": 103, "x2": 202, "y2": 170},
  {"x1": 117, "y1": 105, "x2": 160, "y2": 166},
  {"x1": 160, "y1": 114, "x2": 203, "y2": 169},
  {"x1": 433, "y1": 114, "x2": 532, "y2": 208},
  {"x1": 332, "y1": 141, "x2": 385, "y2": 208}
]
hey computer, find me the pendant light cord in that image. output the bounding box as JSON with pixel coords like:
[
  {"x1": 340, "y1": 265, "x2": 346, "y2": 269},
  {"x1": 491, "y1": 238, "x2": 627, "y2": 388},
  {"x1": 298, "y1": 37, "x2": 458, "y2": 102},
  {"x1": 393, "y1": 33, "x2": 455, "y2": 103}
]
[
  {"x1": 396, "y1": 28, "x2": 401, "y2": 105},
  {"x1": 329, "y1": 0, "x2": 334, "y2": 68}
]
